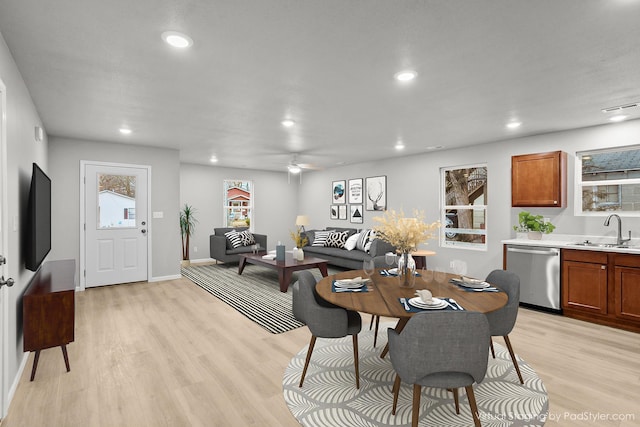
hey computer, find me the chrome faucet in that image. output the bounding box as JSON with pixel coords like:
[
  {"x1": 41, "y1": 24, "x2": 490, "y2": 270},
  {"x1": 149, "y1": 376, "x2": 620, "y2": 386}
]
[{"x1": 604, "y1": 214, "x2": 631, "y2": 246}]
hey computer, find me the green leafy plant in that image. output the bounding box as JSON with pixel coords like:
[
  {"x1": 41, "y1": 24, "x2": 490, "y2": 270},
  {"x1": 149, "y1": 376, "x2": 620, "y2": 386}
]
[
  {"x1": 180, "y1": 204, "x2": 198, "y2": 260},
  {"x1": 513, "y1": 211, "x2": 555, "y2": 234}
]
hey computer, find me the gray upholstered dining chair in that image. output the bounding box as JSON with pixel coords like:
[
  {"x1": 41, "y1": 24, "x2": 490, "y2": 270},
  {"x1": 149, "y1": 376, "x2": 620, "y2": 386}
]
[
  {"x1": 292, "y1": 271, "x2": 362, "y2": 388},
  {"x1": 484, "y1": 269, "x2": 524, "y2": 384},
  {"x1": 388, "y1": 311, "x2": 490, "y2": 427}
]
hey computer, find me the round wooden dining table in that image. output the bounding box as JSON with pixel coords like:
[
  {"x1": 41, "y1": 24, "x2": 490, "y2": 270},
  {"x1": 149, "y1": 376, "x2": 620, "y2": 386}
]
[{"x1": 315, "y1": 268, "x2": 508, "y2": 357}]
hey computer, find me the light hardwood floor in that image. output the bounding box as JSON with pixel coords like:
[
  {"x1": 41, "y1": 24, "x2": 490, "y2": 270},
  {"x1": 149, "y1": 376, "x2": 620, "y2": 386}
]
[{"x1": 1, "y1": 276, "x2": 639, "y2": 426}]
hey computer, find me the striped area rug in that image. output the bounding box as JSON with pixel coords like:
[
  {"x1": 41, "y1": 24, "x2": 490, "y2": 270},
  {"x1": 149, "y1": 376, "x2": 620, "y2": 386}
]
[{"x1": 181, "y1": 263, "x2": 327, "y2": 334}]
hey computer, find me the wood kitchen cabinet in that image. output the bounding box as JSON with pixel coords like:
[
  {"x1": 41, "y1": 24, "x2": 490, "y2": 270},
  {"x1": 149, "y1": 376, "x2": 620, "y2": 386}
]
[
  {"x1": 562, "y1": 250, "x2": 608, "y2": 314},
  {"x1": 562, "y1": 249, "x2": 640, "y2": 332},
  {"x1": 512, "y1": 151, "x2": 567, "y2": 207},
  {"x1": 613, "y1": 254, "x2": 640, "y2": 322}
]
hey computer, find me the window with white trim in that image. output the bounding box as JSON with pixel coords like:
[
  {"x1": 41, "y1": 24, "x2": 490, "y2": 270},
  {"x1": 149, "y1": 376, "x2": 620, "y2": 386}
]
[
  {"x1": 576, "y1": 146, "x2": 640, "y2": 216},
  {"x1": 440, "y1": 164, "x2": 487, "y2": 250},
  {"x1": 223, "y1": 180, "x2": 254, "y2": 229}
]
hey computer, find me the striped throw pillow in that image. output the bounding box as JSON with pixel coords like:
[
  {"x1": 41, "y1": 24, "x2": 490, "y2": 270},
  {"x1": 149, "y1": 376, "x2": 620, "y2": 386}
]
[
  {"x1": 356, "y1": 229, "x2": 376, "y2": 252},
  {"x1": 225, "y1": 230, "x2": 243, "y2": 248},
  {"x1": 312, "y1": 230, "x2": 335, "y2": 247}
]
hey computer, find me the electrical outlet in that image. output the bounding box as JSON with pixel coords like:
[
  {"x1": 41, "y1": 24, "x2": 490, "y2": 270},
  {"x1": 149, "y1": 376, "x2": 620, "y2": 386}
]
[
  {"x1": 193, "y1": 246, "x2": 198, "y2": 253},
  {"x1": 543, "y1": 217, "x2": 550, "y2": 223},
  {"x1": 449, "y1": 261, "x2": 455, "y2": 268}
]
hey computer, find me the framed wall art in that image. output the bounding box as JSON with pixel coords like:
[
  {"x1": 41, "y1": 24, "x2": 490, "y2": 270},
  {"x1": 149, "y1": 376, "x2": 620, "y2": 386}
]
[
  {"x1": 338, "y1": 205, "x2": 347, "y2": 220},
  {"x1": 330, "y1": 205, "x2": 338, "y2": 219},
  {"x1": 348, "y1": 178, "x2": 363, "y2": 204},
  {"x1": 332, "y1": 180, "x2": 346, "y2": 204},
  {"x1": 350, "y1": 205, "x2": 363, "y2": 223},
  {"x1": 365, "y1": 175, "x2": 387, "y2": 211}
]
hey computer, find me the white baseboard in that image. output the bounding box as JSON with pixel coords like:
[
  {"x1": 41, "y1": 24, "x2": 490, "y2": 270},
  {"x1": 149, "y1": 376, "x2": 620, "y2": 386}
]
[
  {"x1": 149, "y1": 274, "x2": 182, "y2": 282},
  {"x1": 187, "y1": 257, "x2": 215, "y2": 264},
  {"x1": 7, "y1": 351, "x2": 29, "y2": 413}
]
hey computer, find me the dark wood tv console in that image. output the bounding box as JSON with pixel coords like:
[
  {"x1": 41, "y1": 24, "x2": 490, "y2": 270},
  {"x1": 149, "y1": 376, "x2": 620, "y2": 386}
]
[{"x1": 23, "y1": 259, "x2": 76, "y2": 381}]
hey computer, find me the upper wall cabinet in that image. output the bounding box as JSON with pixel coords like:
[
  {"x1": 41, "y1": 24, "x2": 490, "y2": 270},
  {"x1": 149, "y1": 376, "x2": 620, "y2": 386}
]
[{"x1": 512, "y1": 151, "x2": 567, "y2": 207}]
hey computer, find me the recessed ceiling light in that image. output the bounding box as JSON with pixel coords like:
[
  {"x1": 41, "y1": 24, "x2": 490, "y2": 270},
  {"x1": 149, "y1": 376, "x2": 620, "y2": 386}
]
[
  {"x1": 209, "y1": 156, "x2": 218, "y2": 163},
  {"x1": 506, "y1": 121, "x2": 522, "y2": 130},
  {"x1": 281, "y1": 119, "x2": 295, "y2": 127},
  {"x1": 119, "y1": 128, "x2": 132, "y2": 135},
  {"x1": 394, "y1": 70, "x2": 417, "y2": 82},
  {"x1": 161, "y1": 31, "x2": 193, "y2": 48},
  {"x1": 395, "y1": 140, "x2": 405, "y2": 150},
  {"x1": 609, "y1": 114, "x2": 628, "y2": 122}
]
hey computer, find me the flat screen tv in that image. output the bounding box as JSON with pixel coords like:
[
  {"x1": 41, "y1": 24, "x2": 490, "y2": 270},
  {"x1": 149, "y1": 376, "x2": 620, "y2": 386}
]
[{"x1": 25, "y1": 163, "x2": 51, "y2": 271}]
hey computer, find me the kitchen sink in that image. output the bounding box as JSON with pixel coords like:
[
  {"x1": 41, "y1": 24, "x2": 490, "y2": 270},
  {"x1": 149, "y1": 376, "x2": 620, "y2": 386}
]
[{"x1": 571, "y1": 242, "x2": 640, "y2": 249}]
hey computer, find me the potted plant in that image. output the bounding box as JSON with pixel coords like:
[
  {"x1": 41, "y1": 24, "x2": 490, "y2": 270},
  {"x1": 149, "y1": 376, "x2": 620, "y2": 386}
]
[
  {"x1": 513, "y1": 211, "x2": 555, "y2": 240},
  {"x1": 180, "y1": 204, "x2": 198, "y2": 265}
]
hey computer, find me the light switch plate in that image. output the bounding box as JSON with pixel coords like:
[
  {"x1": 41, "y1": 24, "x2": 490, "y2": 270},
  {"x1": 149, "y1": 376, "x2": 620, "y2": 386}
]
[{"x1": 152, "y1": 211, "x2": 164, "y2": 219}]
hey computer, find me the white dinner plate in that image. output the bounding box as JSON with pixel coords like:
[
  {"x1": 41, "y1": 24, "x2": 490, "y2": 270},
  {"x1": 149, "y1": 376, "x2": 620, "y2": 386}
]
[
  {"x1": 451, "y1": 278, "x2": 491, "y2": 289},
  {"x1": 408, "y1": 297, "x2": 447, "y2": 309}
]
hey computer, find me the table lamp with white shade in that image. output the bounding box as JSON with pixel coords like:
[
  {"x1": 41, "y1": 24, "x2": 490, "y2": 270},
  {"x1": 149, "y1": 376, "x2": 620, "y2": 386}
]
[{"x1": 296, "y1": 215, "x2": 310, "y2": 233}]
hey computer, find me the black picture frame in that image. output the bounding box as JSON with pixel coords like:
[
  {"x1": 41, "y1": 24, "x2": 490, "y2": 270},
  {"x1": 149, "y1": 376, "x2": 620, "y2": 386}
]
[
  {"x1": 330, "y1": 205, "x2": 338, "y2": 219},
  {"x1": 332, "y1": 180, "x2": 346, "y2": 204},
  {"x1": 365, "y1": 175, "x2": 387, "y2": 211},
  {"x1": 348, "y1": 178, "x2": 363, "y2": 204},
  {"x1": 350, "y1": 205, "x2": 363, "y2": 223},
  {"x1": 338, "y1": 205, "x2": 347, "y2": 220}
]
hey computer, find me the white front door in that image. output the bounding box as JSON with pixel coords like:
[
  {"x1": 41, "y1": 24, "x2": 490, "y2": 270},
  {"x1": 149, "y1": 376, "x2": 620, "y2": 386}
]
[
  {"x1": 83, "y1": 162, "x2": 149, "y2": 287},
  {"x1": 0, "y1": 77, "x2": 8, "y2": 418}
]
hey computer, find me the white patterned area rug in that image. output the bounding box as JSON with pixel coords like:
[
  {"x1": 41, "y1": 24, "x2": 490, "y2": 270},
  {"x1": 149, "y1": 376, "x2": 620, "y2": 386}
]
[{"x1": 283, "y1": 323, "x2": 548, "y2": 426}]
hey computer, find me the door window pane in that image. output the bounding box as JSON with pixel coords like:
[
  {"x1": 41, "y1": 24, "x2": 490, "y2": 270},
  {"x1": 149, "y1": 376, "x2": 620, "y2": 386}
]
[{"x1": 98, "y1": 174, "x2": 137, "y2": 228}]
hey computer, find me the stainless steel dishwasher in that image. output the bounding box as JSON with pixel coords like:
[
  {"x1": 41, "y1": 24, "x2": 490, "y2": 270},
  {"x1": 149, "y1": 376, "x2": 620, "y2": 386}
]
[{"x1": 505, "y1": 244, "x2": 561, "y2": 313}]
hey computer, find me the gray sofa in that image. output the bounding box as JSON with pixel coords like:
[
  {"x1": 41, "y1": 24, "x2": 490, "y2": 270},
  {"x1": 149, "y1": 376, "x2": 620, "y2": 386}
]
[
  {"x1": 301, "y1": 227, "x2": 396, "y2": 270},
  {"x1": 209, "y1": 227, "x2": 268, "y2": 264}
]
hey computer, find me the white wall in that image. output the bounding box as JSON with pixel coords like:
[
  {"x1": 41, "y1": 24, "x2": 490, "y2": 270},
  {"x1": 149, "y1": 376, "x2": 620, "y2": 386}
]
[
  {"x1": 179, "y1": 163, "x2": 299, "y2": 258},
  {"x1": 48, "y1": 137, "x2": 181, "y2": 280},
  {"x1": 0, "y1": 31, "x2": 48, "y2": 414},
  {"x1": 298, "y1": 120, "x2": 640, "y2": 279}
]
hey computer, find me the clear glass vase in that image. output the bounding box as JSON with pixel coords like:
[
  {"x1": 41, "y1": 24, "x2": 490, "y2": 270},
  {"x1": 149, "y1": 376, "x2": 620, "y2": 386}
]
[{"x1": 397, "y1": 252, "x2": 416, "y2": 288}]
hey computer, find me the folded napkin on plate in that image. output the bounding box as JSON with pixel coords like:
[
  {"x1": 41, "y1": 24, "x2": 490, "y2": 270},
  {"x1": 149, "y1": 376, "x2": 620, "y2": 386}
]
[
  {"x1": 332, "y1": 278, "x2": 370, "y2": 293},
  {"x1": 334, "y1": 277, "x2": 369, "y2": 286},
  {"x1": 461, "y1": 276, "x2": 486, "y2": 285},
  {"x1": 399, "y1": 297, "x2": 459, "y2": 312},
  {"x1": 414, "y1": 289, "x2": 433, "y2": 304}
]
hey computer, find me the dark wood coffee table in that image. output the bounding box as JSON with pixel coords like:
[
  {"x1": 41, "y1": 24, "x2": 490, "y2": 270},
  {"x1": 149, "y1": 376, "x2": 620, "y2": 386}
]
[{"x1": 238, "y1": 252, "x2": 329, "y2": 292}]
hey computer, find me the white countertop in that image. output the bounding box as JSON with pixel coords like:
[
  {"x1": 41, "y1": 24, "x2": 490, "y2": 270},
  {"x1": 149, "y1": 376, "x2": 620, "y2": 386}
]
[{"x1": 501, "y1": 234, "x2": 640, "y2": 254}]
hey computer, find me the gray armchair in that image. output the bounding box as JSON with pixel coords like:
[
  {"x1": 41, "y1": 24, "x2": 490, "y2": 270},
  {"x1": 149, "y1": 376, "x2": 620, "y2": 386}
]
[
  {"x1": 388, "y1": 311, "x2": 490, "y2": 427},
  {"x1": 209, "y1": 227, "x2": 267, "y2": 264},
  {"x1": 292, "y1": 271, "x2": 362, "y2": 388},
  {"x1": 485, "y1": 269, "x2": 524, "y2": 384}
]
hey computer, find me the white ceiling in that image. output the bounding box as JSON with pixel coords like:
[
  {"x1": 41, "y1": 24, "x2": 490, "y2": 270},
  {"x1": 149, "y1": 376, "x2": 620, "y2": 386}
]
[{"x1": 1, "y1": 0, "x2": 639, "y2": 172}]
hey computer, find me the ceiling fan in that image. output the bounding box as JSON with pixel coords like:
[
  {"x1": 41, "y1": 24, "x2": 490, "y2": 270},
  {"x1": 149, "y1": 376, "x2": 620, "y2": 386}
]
[{"x1": 287, "y1": 154, "x2": 320, "y2": 183}]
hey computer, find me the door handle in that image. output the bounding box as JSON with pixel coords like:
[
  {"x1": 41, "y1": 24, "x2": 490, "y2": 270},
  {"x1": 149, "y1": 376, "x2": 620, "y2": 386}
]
[
  {"x1": 141, "y1": 229, "x2": 147, "y2": 234},
  {"x1": 0, "y1": 276, "x2": 14, "y2": 288}
]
